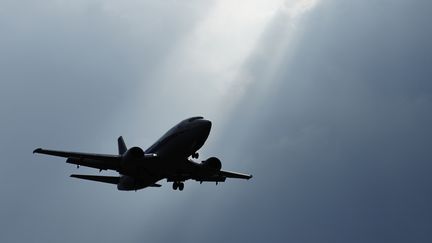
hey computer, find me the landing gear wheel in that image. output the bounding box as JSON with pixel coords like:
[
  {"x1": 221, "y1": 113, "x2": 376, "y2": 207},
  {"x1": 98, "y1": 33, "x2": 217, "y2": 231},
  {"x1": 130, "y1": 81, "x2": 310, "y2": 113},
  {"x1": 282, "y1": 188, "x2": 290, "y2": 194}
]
[
  {"x1": 192, "y1": 152, "x2": 199, "y2": 159},
  {"x1": 178, "y1": 182, "x2": 184, "y2": 191},
  {"x1": 172, "y1": 182, "x2": 178, "y2": 190}
]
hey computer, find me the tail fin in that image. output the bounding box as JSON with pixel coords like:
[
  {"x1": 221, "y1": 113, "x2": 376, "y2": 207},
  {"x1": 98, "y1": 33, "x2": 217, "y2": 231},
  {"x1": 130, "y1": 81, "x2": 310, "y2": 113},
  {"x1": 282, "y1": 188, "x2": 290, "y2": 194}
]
[{"x1": 118, "y1": 136, "x2": 127, "y2": 155}]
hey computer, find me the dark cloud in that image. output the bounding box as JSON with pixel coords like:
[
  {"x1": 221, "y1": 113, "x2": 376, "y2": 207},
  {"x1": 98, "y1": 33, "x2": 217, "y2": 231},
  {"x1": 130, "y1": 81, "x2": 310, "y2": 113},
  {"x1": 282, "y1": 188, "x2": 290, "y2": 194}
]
[{"x1": 186, "y1": 1, "x2": 432, "y2": 242}]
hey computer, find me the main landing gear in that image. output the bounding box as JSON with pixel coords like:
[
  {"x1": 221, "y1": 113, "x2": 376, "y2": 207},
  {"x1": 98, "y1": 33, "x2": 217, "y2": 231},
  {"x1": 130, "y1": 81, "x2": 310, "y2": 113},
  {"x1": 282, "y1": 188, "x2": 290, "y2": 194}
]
[
  {"x1": 192, "y1": 152, "x2": 199, "y2": 159},
  {"x1": 172, "y1": 181, "x2": 184, "y2": 191}
]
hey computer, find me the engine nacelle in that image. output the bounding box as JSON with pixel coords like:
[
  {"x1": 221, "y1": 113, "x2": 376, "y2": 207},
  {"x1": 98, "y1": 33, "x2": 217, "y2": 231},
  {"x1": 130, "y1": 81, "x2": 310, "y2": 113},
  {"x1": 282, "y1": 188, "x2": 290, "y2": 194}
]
[
  {"x1": 122, "y1": 147, "x2": 145, "y2": 168},
  {"x1": 201, "y1": 157, "x2": 222, "y2": 171}
]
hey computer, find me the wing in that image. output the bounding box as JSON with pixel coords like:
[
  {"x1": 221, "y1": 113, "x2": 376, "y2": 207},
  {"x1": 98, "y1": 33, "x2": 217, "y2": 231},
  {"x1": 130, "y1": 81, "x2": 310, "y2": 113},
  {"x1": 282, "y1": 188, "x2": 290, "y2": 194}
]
[
  {"x1": 33, "y1": 148, "x2": 120, "y2": 161},
  {"x1": 184, "y1": 160, "x2": 253, "y2": 182},
  {"x1": 219, "y1": 170, "x2": 253, "y2": 180},
  {"x1": 190, "y1": 170, "x2": 252, "y2": 182},
  {"x1": 34, "y1": 148, "x2": 121, "y2": 171}
]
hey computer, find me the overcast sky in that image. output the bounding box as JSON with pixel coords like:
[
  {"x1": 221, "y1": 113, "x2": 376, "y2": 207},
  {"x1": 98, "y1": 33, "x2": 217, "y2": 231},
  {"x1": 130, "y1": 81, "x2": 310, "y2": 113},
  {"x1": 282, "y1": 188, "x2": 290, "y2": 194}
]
[{"x1": 1, "y1": 0, "x2": 432, "y2": 242}]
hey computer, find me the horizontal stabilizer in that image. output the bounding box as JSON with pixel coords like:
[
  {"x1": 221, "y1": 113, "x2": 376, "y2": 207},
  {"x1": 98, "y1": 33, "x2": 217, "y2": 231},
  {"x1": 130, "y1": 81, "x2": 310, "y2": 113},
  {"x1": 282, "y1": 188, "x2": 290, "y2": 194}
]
[
  {"x1": 71, "y1": 174, "x2": 162, "y2": 188},
  {"x1": 71, "y1": 174, "x2": 119, "y2": 185}
]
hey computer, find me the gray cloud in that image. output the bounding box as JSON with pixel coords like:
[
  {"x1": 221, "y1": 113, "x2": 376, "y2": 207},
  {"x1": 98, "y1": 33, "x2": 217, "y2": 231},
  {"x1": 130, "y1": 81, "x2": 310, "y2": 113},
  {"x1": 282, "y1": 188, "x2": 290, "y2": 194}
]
[
  {"x1": 184, "y1": 1, "x2": 432, "y2": 242},
  {"x1": 1, "y1": 0, "x2": 432, "y2": 243},
  {"x1": 0, "y1": 1, "x2": 211, "y2": 242}
]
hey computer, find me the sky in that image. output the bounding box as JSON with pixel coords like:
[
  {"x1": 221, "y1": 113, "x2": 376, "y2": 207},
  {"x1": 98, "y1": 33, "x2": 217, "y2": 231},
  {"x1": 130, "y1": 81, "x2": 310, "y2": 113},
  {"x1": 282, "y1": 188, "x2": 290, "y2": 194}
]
[{"x1": 1, "y1": 0, "x2": 432, "y2": 242}]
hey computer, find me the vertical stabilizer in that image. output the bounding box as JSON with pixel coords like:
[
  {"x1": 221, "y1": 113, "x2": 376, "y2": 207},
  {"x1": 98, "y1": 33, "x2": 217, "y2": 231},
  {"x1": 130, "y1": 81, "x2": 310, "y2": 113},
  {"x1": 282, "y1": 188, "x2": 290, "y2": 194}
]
[{"x1": 118, "y1": 136, "x2": 127, "y2": 155}]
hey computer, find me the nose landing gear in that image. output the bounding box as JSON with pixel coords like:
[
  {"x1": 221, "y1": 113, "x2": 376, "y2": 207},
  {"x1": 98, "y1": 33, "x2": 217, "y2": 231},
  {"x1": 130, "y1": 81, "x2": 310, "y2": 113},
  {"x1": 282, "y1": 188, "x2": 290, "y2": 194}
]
[{"x1": 172, "y1": 181, "x2": 184, "y2": 191}]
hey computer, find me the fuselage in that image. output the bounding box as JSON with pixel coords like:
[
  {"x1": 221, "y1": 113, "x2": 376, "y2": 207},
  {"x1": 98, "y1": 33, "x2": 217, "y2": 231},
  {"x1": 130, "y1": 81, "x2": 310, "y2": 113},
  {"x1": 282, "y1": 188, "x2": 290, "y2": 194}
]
[
  {"x1": 118, "y1": 117, "x2": 212, "y2": 189},
  {"x1": 145, "y1": 116, "x2": 212, "y2": 158}
]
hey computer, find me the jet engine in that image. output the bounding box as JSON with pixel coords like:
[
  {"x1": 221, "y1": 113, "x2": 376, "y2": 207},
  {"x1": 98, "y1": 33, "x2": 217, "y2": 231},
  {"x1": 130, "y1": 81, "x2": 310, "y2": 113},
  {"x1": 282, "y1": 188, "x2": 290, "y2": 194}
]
[
  {"x1": 201, "y1": 157, "x2": 222, "y2": 171},
  {"x1": 121, "y1": 147, "x2": 145, "y2": 173},
  {"x1": 123, "y1": 146, "x2": 145, "y2": 161}
]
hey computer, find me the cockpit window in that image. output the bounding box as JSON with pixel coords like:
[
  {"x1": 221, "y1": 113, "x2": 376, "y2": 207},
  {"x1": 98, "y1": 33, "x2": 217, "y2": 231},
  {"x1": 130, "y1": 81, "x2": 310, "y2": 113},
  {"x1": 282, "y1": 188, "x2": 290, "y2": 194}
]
[{"x1": 187, "y1": 116, "x2": 204, "y2": 122}]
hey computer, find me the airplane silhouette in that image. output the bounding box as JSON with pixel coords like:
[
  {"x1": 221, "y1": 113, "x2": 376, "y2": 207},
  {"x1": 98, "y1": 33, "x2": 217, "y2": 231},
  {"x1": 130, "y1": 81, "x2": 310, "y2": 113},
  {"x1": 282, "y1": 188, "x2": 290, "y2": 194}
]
[{"x1": 34, "y1": 117, "x2": 252, "y2": 191}]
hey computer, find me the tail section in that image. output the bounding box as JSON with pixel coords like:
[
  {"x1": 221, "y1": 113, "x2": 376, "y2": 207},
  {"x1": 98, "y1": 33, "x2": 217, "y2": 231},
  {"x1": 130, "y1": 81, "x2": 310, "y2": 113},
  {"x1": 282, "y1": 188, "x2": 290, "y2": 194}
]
[{"x1": 118, "y1": 136, "x2": 127, "y2": 155}]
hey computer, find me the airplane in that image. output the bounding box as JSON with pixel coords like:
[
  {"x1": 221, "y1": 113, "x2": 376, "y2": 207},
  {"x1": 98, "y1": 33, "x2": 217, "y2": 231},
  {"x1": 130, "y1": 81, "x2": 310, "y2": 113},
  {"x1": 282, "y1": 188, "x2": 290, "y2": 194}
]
[{"x1": 33, "y1": 116, "x2": 252, "y2": 191}]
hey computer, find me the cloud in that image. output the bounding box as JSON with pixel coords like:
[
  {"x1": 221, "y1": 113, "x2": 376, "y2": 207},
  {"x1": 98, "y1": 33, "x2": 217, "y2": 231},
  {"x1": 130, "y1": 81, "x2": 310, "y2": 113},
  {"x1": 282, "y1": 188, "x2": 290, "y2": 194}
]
[
  {"x1": 1, "y1": 0, "x2": 432, "y2": 243},
  {"x1": 186, "y1": 1, "x2": 432, "y2": 242},
  {"x1": 0, "y1": 1, "x2": 211, "y2": 242}
]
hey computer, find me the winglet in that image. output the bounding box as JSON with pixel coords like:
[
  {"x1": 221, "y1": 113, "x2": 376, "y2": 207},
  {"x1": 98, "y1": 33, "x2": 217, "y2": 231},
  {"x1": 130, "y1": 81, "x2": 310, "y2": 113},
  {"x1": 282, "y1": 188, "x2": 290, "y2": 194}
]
[{"x1": 33, "y1": 148, "x2": 42, "y2": 154}]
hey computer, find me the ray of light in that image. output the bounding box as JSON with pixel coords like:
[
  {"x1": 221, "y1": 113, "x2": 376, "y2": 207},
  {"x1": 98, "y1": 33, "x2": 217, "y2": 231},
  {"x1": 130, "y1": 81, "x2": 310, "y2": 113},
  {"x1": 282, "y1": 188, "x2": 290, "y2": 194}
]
[{"x1": 118, "y1": 0, "x2": 321, "y2": 150}]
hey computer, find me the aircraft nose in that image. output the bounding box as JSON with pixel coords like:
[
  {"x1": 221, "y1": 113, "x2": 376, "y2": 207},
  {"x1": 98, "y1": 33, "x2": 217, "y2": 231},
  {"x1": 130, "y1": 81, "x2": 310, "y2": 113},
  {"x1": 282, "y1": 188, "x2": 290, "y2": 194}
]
[{"x1": 201, "y1": 119, "x2": 212, "y2": 133}]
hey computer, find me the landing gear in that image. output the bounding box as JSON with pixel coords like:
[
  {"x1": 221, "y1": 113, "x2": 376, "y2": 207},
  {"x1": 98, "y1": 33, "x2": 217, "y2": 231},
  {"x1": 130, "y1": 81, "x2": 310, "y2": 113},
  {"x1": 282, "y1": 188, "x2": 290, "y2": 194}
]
[
  {"x1": 172, "y1": 181, "x2": 184, "y2": 191},
  {"x1": 192, "y1": 152, "x2": 199, "y2": 159}
]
